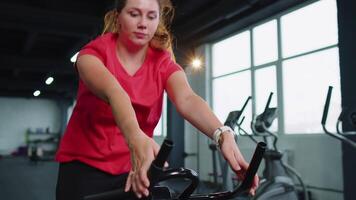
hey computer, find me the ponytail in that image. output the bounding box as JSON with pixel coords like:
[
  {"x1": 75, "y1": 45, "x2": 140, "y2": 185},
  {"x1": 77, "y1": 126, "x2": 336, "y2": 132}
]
[{"x1": 102, "y1": 9, "x2": 119, "y2": 34}]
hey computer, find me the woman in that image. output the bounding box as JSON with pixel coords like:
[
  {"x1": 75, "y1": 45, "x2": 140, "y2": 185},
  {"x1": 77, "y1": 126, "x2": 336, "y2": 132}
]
[{"x1": 55, "y1": 0, "x2": 258, "y2": 199}]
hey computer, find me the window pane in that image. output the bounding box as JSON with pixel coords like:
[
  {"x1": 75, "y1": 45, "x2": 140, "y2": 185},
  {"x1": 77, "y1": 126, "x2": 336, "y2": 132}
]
[
  {"x1": 154, "y1": 93, "x2": 167, "y2": 136},
  {"x1": 212, "y1": 31, "x2": 251, "y2": 77},
  {"x1": 281, "y1": 0, "x2": 338, "y2": 57},
  {"x1": 253, "y1": 20, "x2": 278, "y2": 66},
  {"x1": 213, "y1": 71, "x2": 252, "y2": 132},
  {"x1": 255, "y1": 66, "x2": 278, "y2": 131},
  {"x1": 283, "y1": 48, "x2": 341, "y2": 134},
  {"x1": 154, "y1": 116, "x2": 163, "y2": 136}
]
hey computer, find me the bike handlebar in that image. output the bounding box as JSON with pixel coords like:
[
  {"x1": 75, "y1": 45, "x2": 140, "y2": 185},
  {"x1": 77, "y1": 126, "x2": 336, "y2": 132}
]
[{"x1": 84, "y1": 139, "x2": 266, "y2": 200}]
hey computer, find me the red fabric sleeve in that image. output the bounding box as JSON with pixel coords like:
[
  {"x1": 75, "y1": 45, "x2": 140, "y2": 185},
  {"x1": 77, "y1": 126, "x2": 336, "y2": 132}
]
[
  {"x1": 77, "y1": 36, "x2": 106, "y2": 64},
  {"x1": 160, "y1": 52, "x2": 183, "y2": 89}
]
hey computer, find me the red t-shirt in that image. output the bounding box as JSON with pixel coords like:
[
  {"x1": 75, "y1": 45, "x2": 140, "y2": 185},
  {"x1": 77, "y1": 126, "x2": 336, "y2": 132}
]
[{"x1": 55, "y1": 33, "x2": 182, "y2": 175}]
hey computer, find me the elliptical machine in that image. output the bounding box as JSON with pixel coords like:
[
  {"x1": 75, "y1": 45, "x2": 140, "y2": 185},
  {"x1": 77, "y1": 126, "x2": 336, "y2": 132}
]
[
  {"x1": 225, "y1": 93, "x2": 308, "y2": 200},
  {"x1": 321, "y1": 86, "x2": 356, "y2": 149}
]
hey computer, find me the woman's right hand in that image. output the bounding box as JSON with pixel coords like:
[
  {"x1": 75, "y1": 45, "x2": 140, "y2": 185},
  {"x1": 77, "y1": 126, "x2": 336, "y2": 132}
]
[{"x1": 124, "y1": 133, "x2": 160, "y2": 199}]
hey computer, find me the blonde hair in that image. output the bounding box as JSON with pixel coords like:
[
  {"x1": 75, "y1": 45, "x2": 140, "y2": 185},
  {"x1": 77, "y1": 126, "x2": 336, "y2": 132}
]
[{"x1": 102, "y1": 0, "x2": 175, "y2": 55}]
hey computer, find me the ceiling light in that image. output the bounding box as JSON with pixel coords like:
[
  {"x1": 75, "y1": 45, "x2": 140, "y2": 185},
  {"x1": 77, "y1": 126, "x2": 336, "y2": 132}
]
[
  {"x1": 45, "y1": 76, "x2": 54, "y2": 85},
  {"x1": 70, "y1": 52, "x2": 79, "y2": 63},
  {"x1": 33, "y1": 90, "x2": 41, "y2": 97},
  {"x1": 191, "y1": 58, "x2": 202, "y2": 69}
]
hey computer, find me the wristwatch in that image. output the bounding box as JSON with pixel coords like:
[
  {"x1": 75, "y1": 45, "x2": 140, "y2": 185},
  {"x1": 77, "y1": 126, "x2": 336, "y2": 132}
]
[{"x1": 213, "y1": 126, "x2": 234, "y2": 149}]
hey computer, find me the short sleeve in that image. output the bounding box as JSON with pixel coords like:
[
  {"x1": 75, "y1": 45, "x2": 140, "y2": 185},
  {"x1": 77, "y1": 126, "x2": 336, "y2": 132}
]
[
  {"x1": 159, "y1": 52, "x2": 183, "y2": 89},
  {"x1": 77, "y1": 36, "x2": 107, "y2": 64}
]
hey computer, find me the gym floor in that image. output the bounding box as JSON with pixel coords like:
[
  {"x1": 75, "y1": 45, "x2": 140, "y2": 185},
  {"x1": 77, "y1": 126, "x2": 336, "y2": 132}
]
[{"x1": 0, "y1": 157, "x2": 58, "y2": 200}]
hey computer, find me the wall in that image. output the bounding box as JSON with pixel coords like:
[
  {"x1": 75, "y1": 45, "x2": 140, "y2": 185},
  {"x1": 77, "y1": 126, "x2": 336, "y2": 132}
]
[{"x1": 0, "y1": 97, "x2": 61, "y2": 155}]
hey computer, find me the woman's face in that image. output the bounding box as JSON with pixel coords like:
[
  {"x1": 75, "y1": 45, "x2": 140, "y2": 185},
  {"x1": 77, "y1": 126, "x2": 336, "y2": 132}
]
[{"x1": 118, "y1": 0, "x2": 160, "y2": 48}]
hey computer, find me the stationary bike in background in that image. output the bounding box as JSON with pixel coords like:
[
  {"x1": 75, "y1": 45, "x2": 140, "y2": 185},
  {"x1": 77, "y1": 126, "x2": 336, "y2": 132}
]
[
  {"x1": 321, "y1": 86, "x2": 356, "y2": 149},
  {"x1": 225, "y1": 93, "x2": 308, "y2": 200}
]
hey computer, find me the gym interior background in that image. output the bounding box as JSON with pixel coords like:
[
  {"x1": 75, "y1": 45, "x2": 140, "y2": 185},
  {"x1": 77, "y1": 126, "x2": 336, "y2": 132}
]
[{"x1": 0, "y1": 0, "x2": 355, "y2": 200}]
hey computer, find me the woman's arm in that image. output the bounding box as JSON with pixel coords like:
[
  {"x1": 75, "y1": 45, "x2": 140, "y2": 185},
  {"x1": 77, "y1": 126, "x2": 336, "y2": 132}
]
[
  {"x1": 166, "y1": 70, "x2": 258, "y2": 195},
  {"x1": 76, "y1": 55, "x2": 159, "y2": 198},
  {"x1": 77, "y1": 54, "x2": 141, "y2": 141},
  {"x1": 165, "y1": 71, "x2": 222, "y2": 139}
]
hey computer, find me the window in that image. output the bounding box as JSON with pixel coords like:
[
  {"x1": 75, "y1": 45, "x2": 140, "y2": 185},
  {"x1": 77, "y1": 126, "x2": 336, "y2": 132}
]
[
  {"x1": 211, "y1": 0, "x2": 340, "y2": 134},
  {"x1": 213, "y1": 71, "x2": 252, "y2": 131},
  {"x1": 253, "y1": 20, "x2": 278, "y2": 66},
  {"x1": 281, "y1": 0, "x2": 338, "y2": 58},
  {"x1": 212, "y1": 31, "x2": 252, "y2": 132},
  {"x1": 212, "y1": 31, "x2": 250, "y2": 77},
  {"x1": 153, "y1": 93, "x2": 167, "y2": 136},
  {"x1": 255, "y1": 66, "x2": 278, "y2": 132},
  {"x1": 283, "y1": 48, "x2": 341, "y2": 133}
]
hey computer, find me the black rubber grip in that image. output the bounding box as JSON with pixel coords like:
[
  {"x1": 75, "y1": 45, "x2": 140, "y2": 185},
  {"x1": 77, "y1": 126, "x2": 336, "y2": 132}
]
[
  {"x1": 152, "y1": 139, "x2": 173, "y2": 168},
  {"x1": 263, "y1": 93, "x2": 273, "y2": 116},
  {"x1": 240, "y1": 96, "x2": 252, "y2": 114},
  {"x1": 239, "y1": 142, "x2": 266, "y2": 191},
  {"x1": 321, "y1": 86, "x2": 333, "y2": 125}
]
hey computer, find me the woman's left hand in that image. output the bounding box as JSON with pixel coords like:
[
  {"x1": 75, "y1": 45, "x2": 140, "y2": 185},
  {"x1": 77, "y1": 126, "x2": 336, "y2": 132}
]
[{"x1": 219, "y1": 132, "x2": 259, "y2": 196}]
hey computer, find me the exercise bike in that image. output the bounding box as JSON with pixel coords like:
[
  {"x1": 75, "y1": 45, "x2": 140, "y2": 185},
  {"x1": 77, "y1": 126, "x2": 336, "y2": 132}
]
[
  {"x1": 83, "y1": 138, "x2": 266, "y2": 200},
  {"x1": 225, "y1": 93, "x2": 308, "y2": 200}
]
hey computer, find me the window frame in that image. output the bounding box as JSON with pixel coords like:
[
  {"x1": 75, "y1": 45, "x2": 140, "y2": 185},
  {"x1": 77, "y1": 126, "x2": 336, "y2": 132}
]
[{"x1": 210, "y1": 0, "x2": 340, "y2": 135}]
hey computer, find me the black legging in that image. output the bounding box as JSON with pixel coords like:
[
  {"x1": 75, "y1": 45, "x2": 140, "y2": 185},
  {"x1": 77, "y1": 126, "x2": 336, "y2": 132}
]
[{"x1": 56, "y1": 161, "x2": 139, "y2": 200}]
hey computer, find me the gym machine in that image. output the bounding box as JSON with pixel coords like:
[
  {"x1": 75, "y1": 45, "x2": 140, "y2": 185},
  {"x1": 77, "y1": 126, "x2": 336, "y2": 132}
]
[
  {"x1": 321, "y1": 86, "x2": 356, "y2": 149},
  {"x1": 225, "y1": 93, "x2": 308, "y2": 200},
  {"x1": 83, "y1": 138, "x2": 266, "y2": 200}
]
